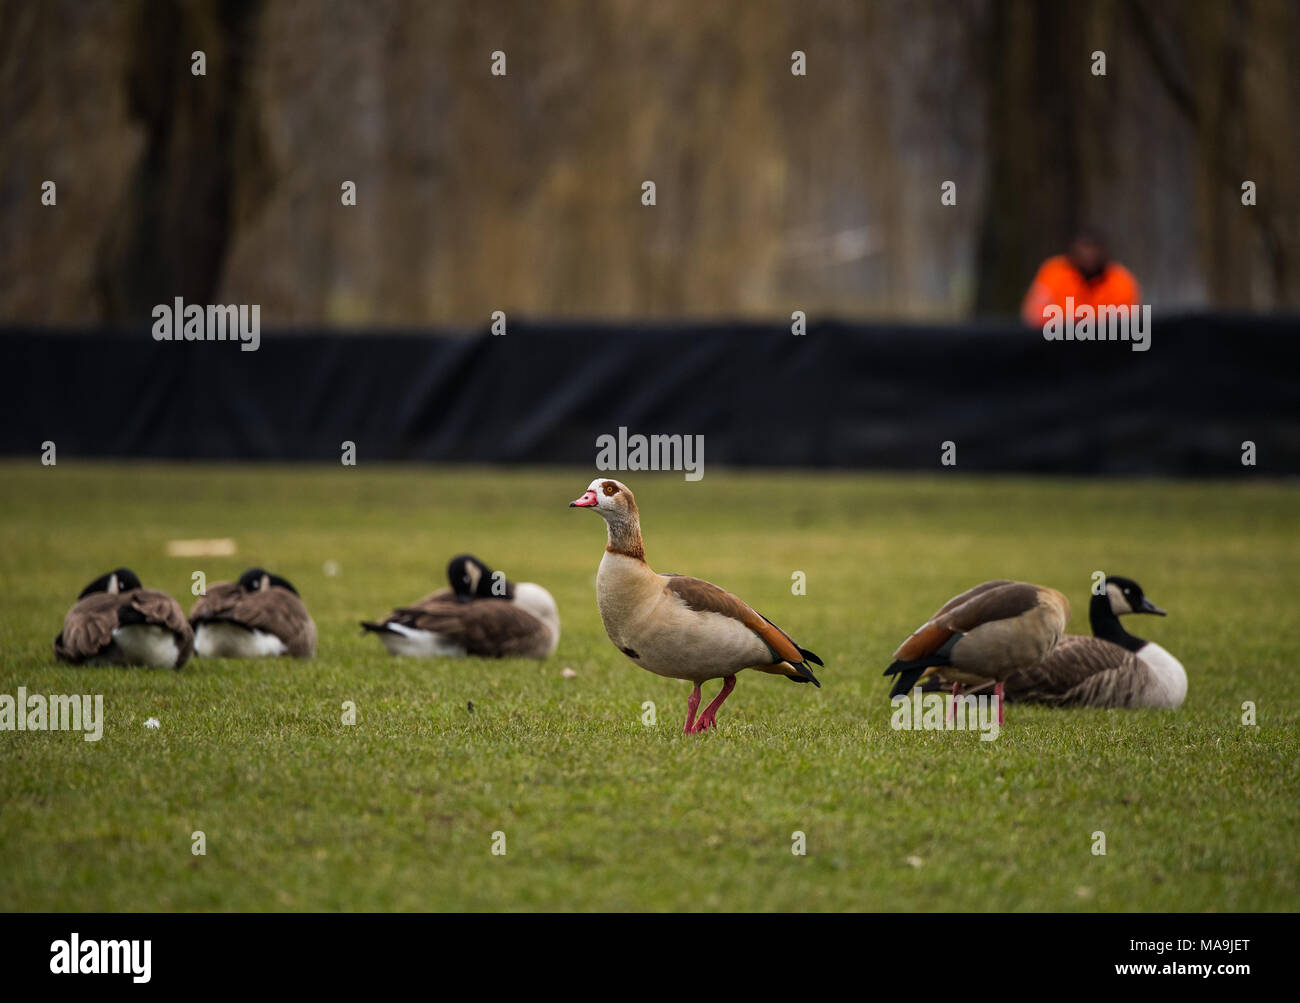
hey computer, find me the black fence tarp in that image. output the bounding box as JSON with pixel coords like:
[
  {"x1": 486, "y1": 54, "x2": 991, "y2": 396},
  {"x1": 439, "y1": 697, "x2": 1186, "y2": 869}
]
[{"x1": 2, "y1": 316, "x2": 1298, "y2": 474}]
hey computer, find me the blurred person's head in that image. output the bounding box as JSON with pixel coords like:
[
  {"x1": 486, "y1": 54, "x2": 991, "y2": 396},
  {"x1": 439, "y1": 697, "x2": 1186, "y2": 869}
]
[{"x1": 1068, "y1": 228, "x2": 1110, "y2": 281}]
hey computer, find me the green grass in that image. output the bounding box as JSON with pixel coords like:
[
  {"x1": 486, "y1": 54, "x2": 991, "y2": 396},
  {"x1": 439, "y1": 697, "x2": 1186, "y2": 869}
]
[{"x1": 0, "y1": 461, "x2": 1297, "y2": 911}]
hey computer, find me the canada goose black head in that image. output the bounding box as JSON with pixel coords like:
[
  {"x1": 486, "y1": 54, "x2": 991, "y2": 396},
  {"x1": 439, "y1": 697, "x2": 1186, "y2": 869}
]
[
  {"x1": 79, "y1": 567, "x2": 143, "y2": 599},
  {"x1": 447, "y1": 554, "x2": 510, "y2": 602},
  {"x1": 1090, "y1": 575, "x2": 1164, "y2": 653},
  {"x1": 1103, "y1": 576, "x2": 1165, "y2": 617},
  {"x1": 237, "y1": 567, "x2": 300, "y2": 596}
]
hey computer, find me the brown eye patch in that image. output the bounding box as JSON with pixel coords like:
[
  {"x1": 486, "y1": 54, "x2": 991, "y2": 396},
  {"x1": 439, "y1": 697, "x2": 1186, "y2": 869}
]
[{"x1": 602, "y1": 482, "x2": 618, "y2": 496}]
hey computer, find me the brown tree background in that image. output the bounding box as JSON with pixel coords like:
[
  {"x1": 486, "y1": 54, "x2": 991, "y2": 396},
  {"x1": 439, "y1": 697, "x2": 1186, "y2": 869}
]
[{"x1": 2, "y1": 0, "x2": 1297, "y2": 327}]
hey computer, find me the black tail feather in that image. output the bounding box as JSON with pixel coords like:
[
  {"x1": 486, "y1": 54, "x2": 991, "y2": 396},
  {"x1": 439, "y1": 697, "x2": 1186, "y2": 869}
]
[
  {"x1": 887, "y1": 665, "x2": 926, "y2": 698},
  {"x1": 797, "y1": 646, "x2": 823, "y2": 667},
  {"x1": 884, "y1": 653, "x2": 952, "y2": 698},
  {"x1": 787, "y1": 661, "x2": 821, "y2": 687},
  {"x1": 360, "y1": 621, "x2": 393, "y2": 634}
]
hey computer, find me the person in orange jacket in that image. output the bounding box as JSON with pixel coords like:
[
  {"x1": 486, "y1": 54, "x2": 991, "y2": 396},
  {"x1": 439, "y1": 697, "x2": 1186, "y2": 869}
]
[{"x1": 1021, "y1": 230, "x2": 1141, "y2": 327}]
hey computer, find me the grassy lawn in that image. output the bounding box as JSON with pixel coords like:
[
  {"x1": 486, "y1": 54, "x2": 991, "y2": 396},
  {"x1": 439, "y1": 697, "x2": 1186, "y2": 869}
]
[{"x1": 0, "y1": 461, "x2": 1296, "y2": 911}]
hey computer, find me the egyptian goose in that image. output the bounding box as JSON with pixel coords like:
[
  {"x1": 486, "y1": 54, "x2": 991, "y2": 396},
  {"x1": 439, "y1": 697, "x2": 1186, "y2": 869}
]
[
  {"x1": 361, "y1": 554, "x2": 560, "y2": 658},
  {"x1": 189, "y1": 568, "x2": 317, "y2": 658},
  {"x1": 884, "y1": 579, "x2": 1070, "y2": 720},
  {"x1": 570, "y1": 478, "x2": 823, "y2": 734},
  {"x1": 54, "y1": 568, "x2": 193, "y2": 669},
  {"x1": 982, "y1": 576, "x2": 1185, "y2": 708}
]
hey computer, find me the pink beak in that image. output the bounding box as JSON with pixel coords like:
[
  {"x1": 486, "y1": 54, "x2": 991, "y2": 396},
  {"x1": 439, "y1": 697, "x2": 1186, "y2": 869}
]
[{"x1": 570, "y1": 490, "x2": 598, "y2": 508}]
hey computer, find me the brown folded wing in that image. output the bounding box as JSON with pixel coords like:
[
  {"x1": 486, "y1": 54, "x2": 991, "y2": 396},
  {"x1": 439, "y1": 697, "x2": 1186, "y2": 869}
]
[
  {"x1": 55, "y1": 589, "x2": 193, "y2": 664},
  {"x1": 893, "y1": 580, "x2": 1039, "y2": 660},
  {"x1": 662, "y1": 575, "x2": 805, "y2": 665},
  {"x1": 190, "y1": 582, "x2": 316, "y2": 657},
  {"x1": 392, "y1": 598, "x2": 551, "y2": 658},
  {"x1": 1003, "y1": 635, "x2": 1143, "y2": 707},
  {"x1": 54, "y1": 592, "x2": 121, "y2": 662}
]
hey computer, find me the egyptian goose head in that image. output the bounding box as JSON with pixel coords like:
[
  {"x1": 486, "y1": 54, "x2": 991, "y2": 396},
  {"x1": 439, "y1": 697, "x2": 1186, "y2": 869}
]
[{"x1": 570, "y1": 478, "x2": 644, "y2": 560}]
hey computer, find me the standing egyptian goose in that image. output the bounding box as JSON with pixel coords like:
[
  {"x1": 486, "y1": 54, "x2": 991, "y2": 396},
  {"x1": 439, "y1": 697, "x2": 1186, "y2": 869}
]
[
  {"x1": 361, "y1": 554, "x2": 560, "y2": 658},
  {"x1": 570, "y1": 478, "x2": 822, "y2": 734},
  {"x1": 991, "y1": 576, "x2": 1185, "y2": 708},
  {"x1": 54, "y1": 568, "x2": 193, "y2": 669},
  {"x1": 190, "y1": 568, "x2": 317, "y2": 658},
  {"x1": 884, "y1": 579, "x2": 1070, "y2": 719}
]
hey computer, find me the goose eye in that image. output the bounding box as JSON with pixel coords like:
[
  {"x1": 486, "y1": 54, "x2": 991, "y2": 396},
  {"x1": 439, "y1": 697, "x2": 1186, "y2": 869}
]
[{"x1": 603, "y1": 483, "x2": 617, "y2": 496}]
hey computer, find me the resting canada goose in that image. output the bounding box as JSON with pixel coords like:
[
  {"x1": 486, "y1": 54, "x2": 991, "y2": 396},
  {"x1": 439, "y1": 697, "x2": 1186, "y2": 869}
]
[
  {"x1": 989, "y1": 576, "x2": 1185, "y2": 708},
  {"x1": 884, "y1": 579, "x2": 1070, "y2": 718},
  {"x1": 189, "y1": 568, "x2": 316, "y2": 658},
  {"x1": 54, "y1": 568, "x2": 193, "y2": 669},
  {"x1": 570, "y1": 478, "x2": 822, "y2": 734},
  {"x1": 360, "y1": 554, "x2": 560, "y2": 658}
]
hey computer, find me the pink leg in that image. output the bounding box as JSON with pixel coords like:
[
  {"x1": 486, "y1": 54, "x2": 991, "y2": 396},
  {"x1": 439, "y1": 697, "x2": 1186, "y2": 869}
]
[
  {"x1": 684, "y1": 683, "x2": 702, "y2": 735},
  {"x1": 994, "y1": 681, "x2": 1005, "y2": 724},
  {"x1": 948, "y1": 681, "x2": 962, "y2": 724},
  {"x1": 692, "y1": 675, "x2": 737, "y2": 733}
]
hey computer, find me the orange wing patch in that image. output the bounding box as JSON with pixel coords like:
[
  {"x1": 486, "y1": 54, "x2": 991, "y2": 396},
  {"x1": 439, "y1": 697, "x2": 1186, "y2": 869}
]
[{"x1": 892, "y1": 620, "x2": 954, "y2": 661}]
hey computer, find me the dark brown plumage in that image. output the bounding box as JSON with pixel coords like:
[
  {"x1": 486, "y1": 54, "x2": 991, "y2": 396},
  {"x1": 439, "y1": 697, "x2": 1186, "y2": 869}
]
[
  {"x1": 189, "y1": 568, "x2": 316, "y2": 658},
  {"x1": 377, "y1": 596, "x2": 557, "y2": 658},
  {"x1": 998, "y1": 635, "x2": 1152, "y2": 706},
  {"x1": 54, "y1": 570, "x2": 193, "y2": 668}
]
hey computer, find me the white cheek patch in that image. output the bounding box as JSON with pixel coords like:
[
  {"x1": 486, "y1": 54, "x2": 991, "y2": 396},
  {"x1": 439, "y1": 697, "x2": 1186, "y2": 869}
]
[{"x1": 1106, "y1": 583, "x2": 1131, "y2": 614}]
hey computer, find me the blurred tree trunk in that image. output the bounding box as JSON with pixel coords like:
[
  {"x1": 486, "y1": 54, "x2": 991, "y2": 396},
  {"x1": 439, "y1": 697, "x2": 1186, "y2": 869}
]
[
  {"x1": 97, "y1": 0, "x2": 269, "y2": 324},
  {"x1": 974, "y1": 0, "x2": 1090, "y2": 316}
]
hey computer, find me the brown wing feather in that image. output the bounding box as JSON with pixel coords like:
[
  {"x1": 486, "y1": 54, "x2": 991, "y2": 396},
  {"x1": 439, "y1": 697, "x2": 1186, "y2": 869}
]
[
  {"x1": 662, "y1": 575, "x2": 806, "y2": 665},
  {"x1": 129, "y1": 590, "x2": 195, "y2": 663},
  {"x1": 55, "y1": 589, "x2": 193, "y2": 664},
  {"x1": 190, "y1": 582, "x2": 316, "y2": 657},
  {"x1": 54, "y1": 592, "x2": 121, "y2": 662},
  {"x1": 893, "y1": 581, "x2": 1041, "y2": 659},
  {"x1": 1003, "y1": 635, "x2": 1143, "y2": 706},
  {"x1": 395, "y1": 599, "x2": 551, "y2": 658},
  {"x1": 931, "y1": 579, "x2": 1016, "y2": 619}
]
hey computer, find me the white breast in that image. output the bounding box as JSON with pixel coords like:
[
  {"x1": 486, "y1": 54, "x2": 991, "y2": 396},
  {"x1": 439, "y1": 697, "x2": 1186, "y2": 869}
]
[
  {"x1": 195, "y1": 622, "x2": 288, "y2": 658},
  {"x1": 1137, "y1": 641, "x2": 1187, "y2": 708},
  {"x1": 112, "y1": 625, "x2": 182, "y2": 668},
  {"x1": 512, "y1": 582, "x2": 561, "y2": 656}
]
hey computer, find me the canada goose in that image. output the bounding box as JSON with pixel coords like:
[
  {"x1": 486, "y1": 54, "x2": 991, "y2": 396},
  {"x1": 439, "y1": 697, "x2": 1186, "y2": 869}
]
[
  {"x1": 361, "y1": 554, "x2": 560, "y2": 658},
  {"x1": 189, "y1": 568, "x2": 316, "y2": 658},
  {"x1": 884, "y1": 580, "x2": 1070, "y2": 718},
  {"x1": 570, "y1": 478, "x2": 822, "y2": 734},
  {"x1": 54, "y1": 568, "x2": 193, "y2": 669},
  {"x1": 986, "y1": 576, "x2": 1185, "y2": 708}
]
